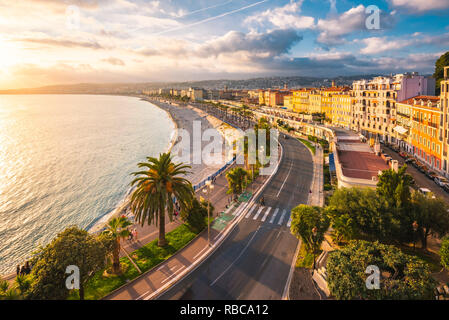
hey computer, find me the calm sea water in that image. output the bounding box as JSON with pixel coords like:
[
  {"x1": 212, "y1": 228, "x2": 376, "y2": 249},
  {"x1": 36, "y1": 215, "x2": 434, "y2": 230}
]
[{"x1": 0, "y1": 95, "x2": 174, "y2": 274}]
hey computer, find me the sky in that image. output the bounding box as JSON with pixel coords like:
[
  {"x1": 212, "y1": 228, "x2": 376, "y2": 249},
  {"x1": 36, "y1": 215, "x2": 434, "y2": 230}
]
[{"x1": 0, "y1": 0, "x2": 448, "y2": 89}]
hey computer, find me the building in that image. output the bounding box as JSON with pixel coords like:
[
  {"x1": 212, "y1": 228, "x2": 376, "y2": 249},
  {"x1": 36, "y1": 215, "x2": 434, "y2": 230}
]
[
  {"x1": 440, "y1": 67, "x2": 449, "y2": 175},
  {"x1": 291, "y1": 89, "x2": 313, "y2": 113},
  {"x1": 284, "y1": 95, "x2": 293, "y2": 111},
  {"x1": 258, "y1": 90, "x2": 289, "y2": 108},
  {"x1": 409, "y1": 96, "x2": 442, "y2": 172},
  {"x1": 352, "y1": 73, "x2": 435, "y2": 143},
  {"x1": 331, "y1": 92, "x2": 353, "y2": 129},
  {"x1": 394, "y1": 99, "x2": 413, "y2": 152},
  {"x1": 189, "y1": 87, "x2": 205, "y2": 101}
]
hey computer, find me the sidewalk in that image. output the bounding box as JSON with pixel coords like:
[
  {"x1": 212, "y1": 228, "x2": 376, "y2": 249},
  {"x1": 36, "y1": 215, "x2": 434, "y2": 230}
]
[
  {"x1": 308, "y1": 143, "x2": 324, "y2": 207},
  {"x1": 105, "y1": 168, "x2": 269, "y2": 300}
]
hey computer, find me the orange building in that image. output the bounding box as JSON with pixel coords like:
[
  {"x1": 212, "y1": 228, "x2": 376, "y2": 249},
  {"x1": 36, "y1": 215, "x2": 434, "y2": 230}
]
[{"x1": 408, "y1": 96, "x2": 442, "y2": 171}]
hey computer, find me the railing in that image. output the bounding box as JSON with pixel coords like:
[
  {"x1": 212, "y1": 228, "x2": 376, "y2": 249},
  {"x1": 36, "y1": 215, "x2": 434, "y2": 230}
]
[{"x1": 193, "y1": 156, "x2": 237, "y2": 192}]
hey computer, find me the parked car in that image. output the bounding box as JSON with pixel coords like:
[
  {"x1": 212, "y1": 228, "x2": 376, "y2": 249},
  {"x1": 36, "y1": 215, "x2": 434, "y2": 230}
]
[
  {"x1": 443, "y1": 183, "x2": 449, "y2": 193},
  {"x1": 434, "y1": 176, "x2": 449, "y2": 187},
  {"x1": 399, "y1": 151, "x2": 408, "y2": 158},
  {"x1": 418, "y1": 187, "x2": 436, "y2": 198},
  {"x1": 405, "y1": 158, "x2": 415, "y2": 164},
  {"x1": 426, "y1": 171, "x2": 437, "y2": 180}
]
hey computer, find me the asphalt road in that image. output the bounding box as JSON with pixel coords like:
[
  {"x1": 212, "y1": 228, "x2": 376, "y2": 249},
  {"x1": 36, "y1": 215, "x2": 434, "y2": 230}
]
[{"x1": 157, "y1": 135, "x2": 314, "y2": 300}]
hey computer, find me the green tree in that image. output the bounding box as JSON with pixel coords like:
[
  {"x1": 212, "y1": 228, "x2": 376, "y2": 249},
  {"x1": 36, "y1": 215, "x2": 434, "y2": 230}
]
[
  {"x1": 290, "y1": 205, "x2": 329, "y2": 253},
  {"x1": 28, "y1": 227, "x2": 106, "y2": 300},
  {"x1": 411, "y1": 192, "x2": 449, "y2": 250},
  {"x1": 326, "y1": 240, "x2": 436, "y2": 300},
  {"x1": 101, "y1": 216, "x2": 132, "y2": 274},
  {"x1": 226, "y1": 167, "x2": 248, "y2": 195},
  {"x1": 440, "y1": 236, "x2": 449, "y2": 270},
  {"x1": 130, "y1": 152, "x2": 194, "y2": 246},
  {"x1": 326, "y1": 187, "x2": 385, "y2": 241},
  {"x1": 0, "y1": 279, "x2": 20, "y2": 300},
  {"x1": 181, "y1": 198, "x2": 214, "y2": 233},
  {"x1": 434, "y1": 51, "x2": 449, "y2": 95}
]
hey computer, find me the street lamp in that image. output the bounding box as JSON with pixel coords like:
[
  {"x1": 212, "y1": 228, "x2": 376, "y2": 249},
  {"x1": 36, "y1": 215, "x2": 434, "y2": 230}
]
[
  {"x1": 311, "y1": 227, "x2": 318, "y2": 274},
  {"x1": 203, "y1": 180, "x2": 214, "y2": 247},
  {"x1": 412, "y1": 221, "x2": 419, "y2": 251}
]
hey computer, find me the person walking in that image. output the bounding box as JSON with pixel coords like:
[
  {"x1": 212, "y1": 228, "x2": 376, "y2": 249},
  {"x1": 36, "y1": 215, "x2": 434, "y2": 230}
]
[
  {"x1": 24, "y1": 261, "x2": 31, "y2": 275},
  {"x1": 127, "y1": 228, "x2": 134, "y2": 241},
  {"x1": 16, "y1": 265, "x2": 20, "y2": 276},
  {"x1": 133, "y1": 228, "x2": 138, "y2": 242}
]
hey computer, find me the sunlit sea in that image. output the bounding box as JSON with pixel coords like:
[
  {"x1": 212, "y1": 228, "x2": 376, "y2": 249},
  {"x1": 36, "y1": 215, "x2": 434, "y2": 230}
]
[{"x1": 0, "y1": 94, "x2": 174, "y2": 274}]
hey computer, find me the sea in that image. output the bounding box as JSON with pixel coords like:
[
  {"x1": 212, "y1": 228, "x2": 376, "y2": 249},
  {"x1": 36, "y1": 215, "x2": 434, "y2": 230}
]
[{"x1": 0, "y1": 94, "x2": 175, "y2": 275}]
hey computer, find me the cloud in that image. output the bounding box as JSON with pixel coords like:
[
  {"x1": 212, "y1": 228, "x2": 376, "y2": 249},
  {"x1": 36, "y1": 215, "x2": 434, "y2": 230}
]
[
  {"x1": 316, "y1": 5, "x2": 396, "y2": 46},
  {"x1": 13, "y1": 37, "x2": 104, "y2": 49},
  {"x1": 245, "y1": 0, "x2": 314, "y2": 30},
  {"x1": 360, "y1": 33, "x2": 449, "y2": 54},
  {"x1": 101, "y1": 57, "x2": 125, "y2": 66},
  {"x1": 388, "y1": 0, "x2": 449, "y2": 12}
]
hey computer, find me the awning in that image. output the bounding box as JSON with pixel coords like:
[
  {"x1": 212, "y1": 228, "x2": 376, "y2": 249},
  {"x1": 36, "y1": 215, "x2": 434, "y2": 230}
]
[{"x1": 393, "y1": 126, "x2": 408, "y2": 135}]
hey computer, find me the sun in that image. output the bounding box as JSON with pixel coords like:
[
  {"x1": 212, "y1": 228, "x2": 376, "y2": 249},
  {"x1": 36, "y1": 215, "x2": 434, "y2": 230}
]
[{"x1": 0, "y1": 39, "x2": 21, "y2": 70}]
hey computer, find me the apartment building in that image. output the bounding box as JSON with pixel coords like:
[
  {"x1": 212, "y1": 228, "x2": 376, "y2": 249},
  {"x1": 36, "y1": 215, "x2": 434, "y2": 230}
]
[
  {"x1": 258, "y1": 90, "x2": 289, "y2": 108},
  {"x1": 331, "y1": 92, "x2": 354, "y2": 129},
  {"x1": 440, "y1": 67, "x2": 449, "y2": 175},
  {"x1": 352, "y1": 73, "x2": 435, "y2": 143},
  {"x1": 408, "y1": 96, "x2": 442, "y2": 172}
]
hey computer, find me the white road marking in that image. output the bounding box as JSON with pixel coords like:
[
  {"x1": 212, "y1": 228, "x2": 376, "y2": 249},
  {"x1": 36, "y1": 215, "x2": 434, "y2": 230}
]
[
  {"x1": 261, "y1": 207, "x2": 272, "y2": 222},
  {"x1": 278, "y1": 209, "x2": 287, "y2": 225},
  {"x1": 193, "y1": 245, "x2": 209, "y2": 260},
  {"x1": 157, "y1": 264, "x2": 177, "y2": 271},
  {"x1": 210, "y1": 227, "x2": 260, "y2": 286},
  {"x1": 253, "y1": 206, "x2": 264, "y2": 220},
  {"x1": 161, "y1": 265, "x2": 186, "y2": 284},
  {"x1": 276, "y1": 159, "x2": 293, "y2": 197},
  {"x1": 269, "y1": 208, "x2": 279, "y2": 224},
  {"x1": 287, "y1": 216, "x2": 292, "y2": 227},
  {"x1": 245, "y1": 204, "x2": 257, "y2": 218}
]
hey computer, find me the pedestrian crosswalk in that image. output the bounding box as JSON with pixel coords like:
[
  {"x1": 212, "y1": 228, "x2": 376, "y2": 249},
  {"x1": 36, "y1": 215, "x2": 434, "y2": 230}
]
[{"x1": 241, "y1": 204, "x2": 291, "y2": 227}]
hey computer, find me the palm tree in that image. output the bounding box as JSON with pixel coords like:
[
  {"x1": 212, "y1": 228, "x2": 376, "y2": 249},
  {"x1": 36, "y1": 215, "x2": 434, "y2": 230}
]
[
  {"x1": 102, "y1": 216, "x2": 131, "y2": 274},
  {"x1": 226, "y1": 167, "x2": 248, "y2": 196},
  {"x1": 130, "y1": 152, "x2": 194, "y2": 247}
]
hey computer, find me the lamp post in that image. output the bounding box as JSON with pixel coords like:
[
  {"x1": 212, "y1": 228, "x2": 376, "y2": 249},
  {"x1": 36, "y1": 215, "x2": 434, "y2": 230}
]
[
  {"x1": 412, "y1": 220, "x2": 419, "y2": 251},
  {"x1": 203, "y1": 180, "x2": 214, "y2": 247},
  {"x1": 311, "y1": 227, "x2": 318, "y2": 274}
]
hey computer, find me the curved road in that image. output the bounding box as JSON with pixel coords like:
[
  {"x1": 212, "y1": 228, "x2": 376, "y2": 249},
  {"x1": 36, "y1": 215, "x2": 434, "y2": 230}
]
[{"x1": 158, "y1": 135, "x2": 314, "y2": 300}]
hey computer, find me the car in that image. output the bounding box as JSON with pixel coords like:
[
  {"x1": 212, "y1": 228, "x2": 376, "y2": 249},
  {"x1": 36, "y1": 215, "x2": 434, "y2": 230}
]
[
  {"x1": 426, "y1": 171, "x2": 437, "y2": 180},
  {"x1": 434, "y1": 176, "x2": 449, "y2": 187},
  {"x1": 418, "y1": 187, "x2": 436, "y2": 198},
  {"x1": 399, "y1": 151, "x2": 408, "y2": 158},
  {"x1": 405, "y1": 158, "x2": 415, "y2": 164},
  {"x1": 443, "y1": 183, "x2": 449, "y2": 193}
]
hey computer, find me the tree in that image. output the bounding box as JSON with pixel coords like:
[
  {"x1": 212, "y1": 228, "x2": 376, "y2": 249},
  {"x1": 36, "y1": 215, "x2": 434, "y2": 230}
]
[
  {"x1": 440, "y1": 236, "x2": 449, "y2": 270},
  {"x1": 326, "y1": 187, "x2": 385, "y2": 241},
  {"x1": 130, "y1": 152, "x2": 194, "y2": 246},
  {"x1": 101, "y1": 216, "x2": 131, "y2": 274},
  {"x1": 434, "y1": 51, "x2": 449, "y2": 95},
  {"x1": 0, "y1": 279, "x2": 20, "y2": 300},
  {"x1": 28, "y1": 227, "x2": 106, "y2": 300},
  {"x1": 181, "y1": 198, "x2": 214, "y2": 233},
  {"x1": 290, "y1": 205, "x2": 329, "y2": 253},
  {"x1": 226, "y1": 167, "x2": 248, "y2": 196},
  {"x1": 326, "y1": 240, "x2": 436, "y2": 300},
  {"x1": 411, "y1": 191, "x2": 449, "y2": 250}
]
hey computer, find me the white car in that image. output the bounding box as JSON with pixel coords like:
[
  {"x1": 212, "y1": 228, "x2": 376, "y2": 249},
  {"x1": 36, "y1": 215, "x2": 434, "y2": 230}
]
[
  {"x1": 434, "y1": 176, "x2": 449, "y2": 187},
  {"x1": 418, "y1": 187, "x2": 436, "y2": 199}
]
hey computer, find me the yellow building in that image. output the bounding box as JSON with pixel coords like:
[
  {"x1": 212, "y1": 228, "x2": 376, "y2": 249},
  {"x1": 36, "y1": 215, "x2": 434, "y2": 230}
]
[
  {"x1": 308, "y1": 91, "x2": 322, "y2": 114},
  {"x1": 291, "y1": 89, "x2": 313, "y2": 113},
  {"x1": 284, "y1": 95, "x2": 293, "y2": 111},
  {"x1": 331, "y1": 92, "x2": 353, "y2": 128}
]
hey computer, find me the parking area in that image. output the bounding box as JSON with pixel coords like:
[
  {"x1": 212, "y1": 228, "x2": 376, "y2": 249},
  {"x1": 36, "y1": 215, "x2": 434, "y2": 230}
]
[{"x1": 381, "y1": 145, "x2": 449, "y2": 204}]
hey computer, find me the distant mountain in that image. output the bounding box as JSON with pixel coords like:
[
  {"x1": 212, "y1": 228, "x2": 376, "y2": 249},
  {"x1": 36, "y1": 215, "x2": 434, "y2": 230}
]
[{"x1": 0, "y1": 74, "x2": 385, "y2": 94}]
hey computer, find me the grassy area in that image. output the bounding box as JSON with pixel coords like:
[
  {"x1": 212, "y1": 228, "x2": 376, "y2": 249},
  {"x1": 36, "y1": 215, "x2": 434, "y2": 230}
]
[
  {"x1": 323, "y1": 163, "x2": 332, "y2": 191},
  {"x1": 400, "y1": 246, "x2": 442, "y2": 273},
  {"x1": 69, "y1": 223, "x2": 199, "y2": 300},
  {"x1": 295, "y1": 242, "x2": 322, "y2": 269},
  {"x1": 298, "y1": 138, "x2": 316, "y2": 155}
]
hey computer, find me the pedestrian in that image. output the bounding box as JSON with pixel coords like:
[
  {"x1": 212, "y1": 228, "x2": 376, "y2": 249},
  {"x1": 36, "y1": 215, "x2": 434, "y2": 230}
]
[
  {"x1": 128, "y1": 228, "x2": 134, "y2": 241},
  {"x1": 309, "y1": 189, "x2": 312, "y2": 194},
  {"x1": 133, "y1": 228, "x2": 138, "y2": 242},
  {"x1": 174, "y1": 210, "x2": 179, "y2": 220},
  {"x1": 24, "y1": 261, "x2": 31, "y2": 275},
  {"x1": 20, "y1": 265, "x2": 26, "y2": 276},
  {"x1": 16, "y1": 265, "x2": 20, "y2": 276}
]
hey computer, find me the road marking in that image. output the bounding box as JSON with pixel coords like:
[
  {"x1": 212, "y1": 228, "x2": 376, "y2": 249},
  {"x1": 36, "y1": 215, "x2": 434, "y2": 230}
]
[
  {"x1": 161, "y1": 265, "x2": 185, "y2": 284},
  {"x1": 276, "y1": 159, "x2": 293, "y2": 197},
  {"x1": 210, "y1": 227, "x2": 260, "y2": 286},
  {"x1": 157, "y1": 264, "x2": 177, "y2": 271},
  {"x1": 193, "y1": 245, "x2": 209, "y2": 260},
  {"x1": 286, "y1": 216, "x2": 292, "y2": 227},
  {"x1": 253, "y1": 206, "x2": 264, "y2": 220},
  {"x1": 278, "y1": 209, "x2": 287, "y2": 225},
  {"x1": 245, "y1": 204, "x2": 257, "y2": 218},
  {"x1": 261, "y1": 207, "x2": 272, "y2": 222},
  {"x1": 269, "y1": 208, "x2": 279, "y2": 224}
]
